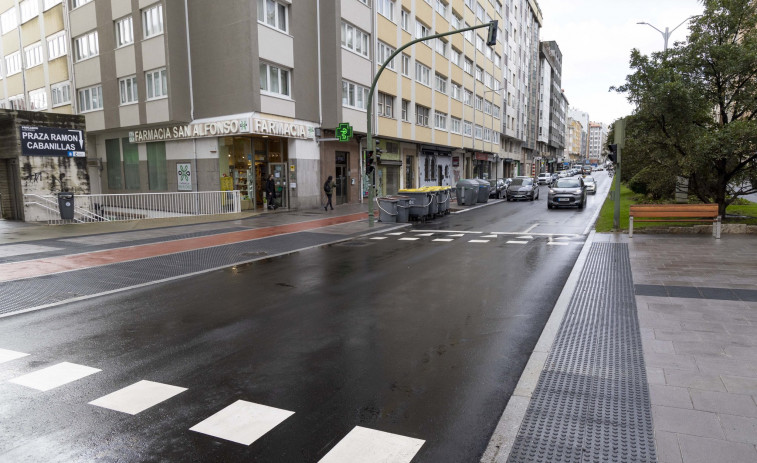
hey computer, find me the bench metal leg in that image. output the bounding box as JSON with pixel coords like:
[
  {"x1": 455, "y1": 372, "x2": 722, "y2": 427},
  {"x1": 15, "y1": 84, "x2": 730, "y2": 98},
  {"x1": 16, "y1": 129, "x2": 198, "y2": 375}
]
[{"x1": 629, "y1": 216, "x2": 633, "y2": 238}]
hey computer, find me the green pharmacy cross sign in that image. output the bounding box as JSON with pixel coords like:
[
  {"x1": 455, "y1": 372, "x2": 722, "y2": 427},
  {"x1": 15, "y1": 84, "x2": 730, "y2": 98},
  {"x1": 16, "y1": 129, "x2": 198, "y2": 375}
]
[{"x1": 336, "y1": 123, "x2": 353, "y2": 142}]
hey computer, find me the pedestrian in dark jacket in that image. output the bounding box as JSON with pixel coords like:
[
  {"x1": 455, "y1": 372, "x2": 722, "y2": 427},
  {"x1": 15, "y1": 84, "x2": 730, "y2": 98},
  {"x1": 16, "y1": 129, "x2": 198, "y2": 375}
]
[
  {"x1": 324, "y1": 175, "x2": 334, "y2": 211},
  {"x1": 266, "y1": 174, "x2": 276, "y2": 209}
]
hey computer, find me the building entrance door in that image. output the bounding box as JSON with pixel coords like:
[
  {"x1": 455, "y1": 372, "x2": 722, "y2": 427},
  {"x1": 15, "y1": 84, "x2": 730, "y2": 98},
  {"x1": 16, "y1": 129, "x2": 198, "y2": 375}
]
[
  {"x1": 335, "y1": 152, "x2": 348, "y2": 205},
  {"x1": 270, "y1": 163, "x2": 288, "y2": 209}
]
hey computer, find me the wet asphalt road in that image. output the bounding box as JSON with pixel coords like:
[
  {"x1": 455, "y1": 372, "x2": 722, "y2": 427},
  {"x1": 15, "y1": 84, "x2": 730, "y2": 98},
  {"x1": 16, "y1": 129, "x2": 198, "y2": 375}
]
[{"x1": 0, "y1": 175, "x2": 611, "y2": 462}]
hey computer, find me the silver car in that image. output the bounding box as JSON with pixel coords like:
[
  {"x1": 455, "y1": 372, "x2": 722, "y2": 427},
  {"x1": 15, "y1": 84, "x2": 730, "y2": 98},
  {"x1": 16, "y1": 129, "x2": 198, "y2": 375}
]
[
  {"x1": 583, "y1": 176, "x2": 596, "y2": 194},
  {"x1": 506, "y1": 177, "x2": 539, "y2": 201},
  {"x1": 547, "y1": 177, "x2": 586, "y2": 209}
]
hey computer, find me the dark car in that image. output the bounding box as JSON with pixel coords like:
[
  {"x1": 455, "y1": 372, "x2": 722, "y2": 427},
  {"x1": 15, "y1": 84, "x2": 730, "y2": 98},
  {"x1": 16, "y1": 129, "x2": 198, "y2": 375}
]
[
  {"x1": 547, "y1": 177, "x2": 587, "y2": 209},
  {"x1": 489, "y1": 178, "x2": 507, "y2": 199},
  {"x1": 506, "y1": 177, "x2": 539, "y2": 201}
]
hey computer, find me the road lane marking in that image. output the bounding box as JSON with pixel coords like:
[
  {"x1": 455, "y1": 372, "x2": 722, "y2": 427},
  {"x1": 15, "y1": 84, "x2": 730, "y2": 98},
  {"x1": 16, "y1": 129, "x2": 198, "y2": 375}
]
[
  {"x1": 370, "y1": 237, "x2": 387, "y2": 240},
  {"x1": 522, "y1": 224, "x2": 539, "y2": 233},
  {"x1": 0, "y1": 348, "x2": 29, "y2": 364},
  {"x1": 387, "y1": 232, "x2": 405, "y2": 235},
  {"x1": 547, "y1": 242, "x2": 569, "y2": 246},
  {"x1": 449, "y1": 234, "x2": 465, "y2": 237},
  {"x1": 516, "y1": 236, "x2": 533, "y2": 239},
  {"x1": 9, "y1": 362, "x2": 101, "y2": 391},
  {"x1": 410, "y1": 230, "x2": 482, "y2": 234},
  {"x1": 318, "y1": 426, "x2": 425, "y2": 463},
  {"x1": 507, "y1": 241, "x2": 529, "y2": 244},
  {"x1": 89, "y1": 380, "x2": 187, "y2": 415},
  {"x1": 482, "y1": 235, "x2": 497, "y2": 238},
  {"x1": 415, "y1": 233, "x2": 434, "y2": 237},
  {"x1": 432, "y1": 239, "x2": 454, "y2": 242},
  {"x1": 555, "y1": 236, "x2": 570, "y2": 240},
  {"x1": 190, "y1": 400, "x2": 294, "y2": 446},
  {"x1": 399, "y1": 238, "x2": 419, "y2": 241},
  {"x1": 469, "y1": 240, "x2": 490, "y2": 243}
]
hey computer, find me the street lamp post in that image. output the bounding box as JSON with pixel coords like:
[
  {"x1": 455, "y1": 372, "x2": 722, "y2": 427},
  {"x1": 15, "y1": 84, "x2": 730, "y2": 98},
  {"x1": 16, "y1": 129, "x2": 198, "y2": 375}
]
[{"x1": 637, "y1": 16, "x2": 697, "y2": 52}]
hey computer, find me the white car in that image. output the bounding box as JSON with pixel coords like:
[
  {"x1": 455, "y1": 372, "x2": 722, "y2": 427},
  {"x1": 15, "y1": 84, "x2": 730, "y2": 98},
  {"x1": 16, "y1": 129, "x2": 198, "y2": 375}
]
[{"x1": 537, "y1": 173, "x2": 552, "y2": 185}]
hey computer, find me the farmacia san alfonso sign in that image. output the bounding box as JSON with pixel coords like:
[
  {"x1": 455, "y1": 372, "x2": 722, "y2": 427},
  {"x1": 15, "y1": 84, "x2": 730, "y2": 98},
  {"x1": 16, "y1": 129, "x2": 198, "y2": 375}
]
[{"x1": 20, "y1": 126, "x2": 85, "y2": 157}]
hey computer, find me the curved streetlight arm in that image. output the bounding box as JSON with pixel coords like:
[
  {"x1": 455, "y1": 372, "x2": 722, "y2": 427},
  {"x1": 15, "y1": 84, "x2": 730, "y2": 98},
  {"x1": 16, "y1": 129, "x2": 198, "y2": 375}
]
[
  {"x1": 669, "y1": 15, "x2": 697, "y2": 35},
  {"x1": 637, "y1": 21, "x2": 664, "y2": 36}
]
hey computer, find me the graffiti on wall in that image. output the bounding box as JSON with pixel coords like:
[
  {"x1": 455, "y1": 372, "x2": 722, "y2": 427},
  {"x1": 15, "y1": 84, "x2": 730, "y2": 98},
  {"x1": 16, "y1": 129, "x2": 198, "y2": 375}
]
[{"x1": 21, "y1": 156, "x2": 90, "y2": 196}]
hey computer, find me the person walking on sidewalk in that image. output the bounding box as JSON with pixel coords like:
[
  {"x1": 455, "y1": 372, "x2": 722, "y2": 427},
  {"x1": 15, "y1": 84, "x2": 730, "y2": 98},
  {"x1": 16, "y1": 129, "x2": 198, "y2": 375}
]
[
  {"x1": 324, "y1": 175, "x2": 335, "y2": 211},
  {"x1": 266, "y1": 174, "x2": 276, "y2": 210}
]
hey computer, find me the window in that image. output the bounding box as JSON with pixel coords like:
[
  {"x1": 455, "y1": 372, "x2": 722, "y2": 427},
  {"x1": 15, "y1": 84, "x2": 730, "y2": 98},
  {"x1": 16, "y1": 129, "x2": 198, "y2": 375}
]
[
  {"x1": 142, "y1": 4, "x2": 163, "y2": 38},
  {"x1": 484, "y1": 72, "x2": 493, "y2": 88},
  {"x1": 484, "y1": 100, "x2": 492, "y2": 114},
  {"x1": 475, "y1": 124, "x2": 483, "y2": 139},
  {"x1": 5, "y1": 52, "x2": 21, "y2": 76},
  {"x1": 435, "y1": 38, "x2": 447, "y2": 57},
  {"x1": 356, "y1": 0, "x2": 369, "y2": 5},
  {"x1": 415, "y1": 62, "x2": 430, "y2": 86},
  {"x1": 378, "y1": 92, "x2": 394, "y2": 118},
  {"x1": 451, "y1": 117, "x2": 461, "y2": 133},
  {"x1": 450, "y1": 82, "x2": 461, "y2": 100},
  {"x1": 434, "y1": 111, "x2": 447, "y2": 130},
  {"x1": 147, "y1": 142, "x2": 167, "y2": 191},
  {"x1": 44, "y1": 0, "x2": 62, "y2": 11},
  {"x1": 116, "y1": 16, "x2": 133, "y2": 47},
  {"x1": 401, "y1": 9, "x2": 410, "y2": 31},
  {"x1": 0, "y1": 8, "x2": 17, "y2": 34},
  {"x1": 146, "y1": 67, "x2": 168, "y2": 99},
  {"x1": 24, "y1": 42, "x2": 43, "y2": 69},
  {"x1": 449, "y1": 48, "x2": 461, "y2": 67},
  {"x1": 485, "y1": 45, "x2": 492, "y2": 60},
  {"x1": 74, "y1": 31, "x2": 99, "y2": 62},
  {"x1": 106, "y1": 139, "x2": 123, "y2": 189},
  {"x1": 435, "y1": 73, "x2": 447, "y2": 94},
  {"x1": 342, "y1": 80, "x2": 369, "y2": 110},
  {"x1": 494, "y1": 52, "x2": 501, "y2": 68},
  {"x1": 416, "y1": 105, "x2": 430, "y2": 126},
  {"x1": 377, "y1": 41, "x2": 395, "y2": 69},
  {"x1": 28, "y1": 88, "x2": 47, "y2": 110},
  {"x1": 464, "y1": 0, "x2": 474, "y2": 9},
  {"x1": 72, "y1": 0, "x2": 93, "y2": 8},
  {"x1": 476, "y1": 2, "x2": 485, "y2": 21},
  {"x1": 9, "y1": 94, "x2": 25, "y2": 110},
  {"x1": 401, "y1": 54, "x2": 411, "y2": 77},
  {"x1": 259, "y1": 62, "x2": 290, "y2": 97},
  {"x1": 493, "y1": 105, "x2": 500, "y2": 118},
  {"x1": 376, "y1": 0, "x2": 394, "y2": 20},
  {"x1": 435, "y1": 0, "x2": 447, "y2": 17},
  {"x1": 51, "y1": 81, "x2": 71, "y2": 107},
  {"x1": 451, "y1": 13, "x2": 461, "y2": 29},
  {"x1": 484, "y1": 127, "x2": 492, "y2": 142},
  {"x1": 463, "y1": 57, "x2": 472, "y2": 74},
  {"x1": 77, "y1": 85, "x2": 103, "y2": 112},
  {"x1": 464, "y1": 22, "x2": 473, "y2": 42},
  {"x1": 415, "y1": 21, "x2": 430, "y2": 39},
  {"x1": 476, "y1": 35, "x2": 484, "y2": 53},
  {"x1": 464, "y1": 89, "x2": 473, "y2": 106},
  {"x1": 475, "y1": 65, "x2": 483, "y2": 81},
  {"x1": 475, "y1": 95, "x2": 483, "y2": 110},
  {"x1": 463, "y1": 120, "x2": 473, "y2": 136},
  {"x1": 19, "y1": 0, "x2": 38, "y2": 23},
  {"x1": 401, "y1": 99, "x2": 409, "y2": 121},
  {"x1": 257, "y1": 0, "x2": 288, "y2": 32},
  {"x1": 341, "y1": 22, "x2": 370, "y2": 58},
  {"x1": 47, "y1": 32, "x2": 67, "y2": 60},
  {"x1": 122, "y1": 138, "x2": 140, "y2": 190},
  {"x1": 119, "y1": 76, "x2": 138, "y2": 105}
]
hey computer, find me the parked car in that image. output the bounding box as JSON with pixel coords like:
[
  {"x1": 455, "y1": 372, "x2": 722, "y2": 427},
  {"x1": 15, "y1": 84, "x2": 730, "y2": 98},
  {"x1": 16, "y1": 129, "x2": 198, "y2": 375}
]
[
  {"x1": 547, "y1": 177, "x2": 587, "y2": 209},
  {"x1": 489, "y1": 178, "x2": 507, "y2": 199},
  {"x1": 537, "y1": 172, "x2": 553, "y2": 185},
  {"x1": 583, "y1": 176, "x2": 597, "y2": 194},
  {"x1": 551, "y1": 173, "x2": 559, "y2": 183},
  {"x1": 504, "y1": 178, "x2": 513, "y2": 187},
  {"x1": 506, "y1": 177, "x2": 539, "y2": 201}
]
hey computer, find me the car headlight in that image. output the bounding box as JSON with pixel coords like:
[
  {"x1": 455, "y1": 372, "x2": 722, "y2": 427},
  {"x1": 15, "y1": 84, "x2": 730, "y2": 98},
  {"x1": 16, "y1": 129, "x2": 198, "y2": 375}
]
[{"x1": 549, "y1": 189, "x2": 555, "y2": 194}]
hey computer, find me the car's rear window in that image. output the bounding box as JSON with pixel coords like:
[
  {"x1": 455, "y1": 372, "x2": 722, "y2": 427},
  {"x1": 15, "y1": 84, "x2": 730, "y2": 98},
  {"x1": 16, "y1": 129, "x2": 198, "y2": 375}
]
[
  {"x1": 511, "y1": 178, "x2": 532, "y2": 186},
  {"x1": 555, "y1": 179, "x2": 580, "y2": 188},
  {"x1": 584, "y1": 177, "x2": 594, "y2": 182}
]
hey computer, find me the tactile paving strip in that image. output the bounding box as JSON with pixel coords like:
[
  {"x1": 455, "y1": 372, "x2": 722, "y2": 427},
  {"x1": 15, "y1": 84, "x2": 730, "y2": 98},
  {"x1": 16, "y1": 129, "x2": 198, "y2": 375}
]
[{"x1": 507, "y1": 243, "x2": 656, "y2": 463}]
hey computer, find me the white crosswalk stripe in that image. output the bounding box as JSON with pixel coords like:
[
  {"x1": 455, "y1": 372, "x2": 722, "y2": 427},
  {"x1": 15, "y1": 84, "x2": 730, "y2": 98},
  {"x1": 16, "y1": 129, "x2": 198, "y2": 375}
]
[
  {"x1": 507, "y1": 240, "x2": 529, "y2": 244},
  {"x1": 432, "y1": 238, "x2": 454, "y2": 242},
  {"x1": 370, "y1": 237, "x2": 387, "y2": 240},
  {"x1": 547, "y1": 242, "x2": 569, "y2": 246},
  {"x1": 9, "y1": 362, "x2": 101, "y2": 391},
  {"x1": 0, "y1": 348, "x2": 29, "y2": 365},
  {"x1": 89, "y1": 380, "x2": 187, "y2": 415},
  {"x1": 399, "y1": 237, "x2": 419, "y2": 241},
  {"x1": 319, "y1": 426, "x2": 425, "y2": 463},
  {"x1": 189, "y1": 400, "x2": 294, "y2": 446},
  {"x1": 468, "y1": 240, "x2": 490, "y2": 243}
]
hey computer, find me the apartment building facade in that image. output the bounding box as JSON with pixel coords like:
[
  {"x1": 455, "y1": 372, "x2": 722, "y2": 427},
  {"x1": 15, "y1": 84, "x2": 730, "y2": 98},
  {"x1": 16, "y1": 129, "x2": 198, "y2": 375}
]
[
  {"x1": 588, "y1": 120, "x2": 606, "y2": 161},
  {"x1": 535, "y1": 39, "x2": 563, "y2": 172}
]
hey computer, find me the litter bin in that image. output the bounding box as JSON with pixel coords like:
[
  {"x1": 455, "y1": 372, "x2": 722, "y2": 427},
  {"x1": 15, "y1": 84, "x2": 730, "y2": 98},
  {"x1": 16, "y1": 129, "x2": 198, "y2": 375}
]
[
  {"x1": 420, "y1": 187, "x2": 439, "y2": 216},
  {"x1": 57, "y1": 192, "x2": 75, "y2": 220},
  {"x1": 393, "y1": 195, "x2": 411, "y2": 223},
  {"x1": 377, "y1": 197, "x2": 398, "y2": 223},
  {"x1": 455, "y1": 179, "x2": 479, "y2": 205},
  {"x1": 398, "y1": 189, "x2": 433, "y2": 221},
  {"x1": 475, "y1": 179, "x2": 490, "y2": 203},
  {"x1": 436, "y1": 187, "x2": 451, "y2": 214}
]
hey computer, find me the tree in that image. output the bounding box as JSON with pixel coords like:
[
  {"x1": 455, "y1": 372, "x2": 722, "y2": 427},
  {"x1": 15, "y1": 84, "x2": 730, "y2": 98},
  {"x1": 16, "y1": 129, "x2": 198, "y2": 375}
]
[{"x1": 613, "y1": 0, "x2": 757, "y2": 215}]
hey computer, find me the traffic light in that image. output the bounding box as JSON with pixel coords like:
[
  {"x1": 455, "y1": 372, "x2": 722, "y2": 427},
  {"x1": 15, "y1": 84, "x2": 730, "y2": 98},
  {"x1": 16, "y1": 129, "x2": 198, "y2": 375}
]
[
  {"x1": 486, "y1": 20, "x2": 498, "y2": 46},
  {"x1": 608, "y1": 144, "x2": 618, "y2": 163},
  {"x1": 375, "y1": 147, "x2": 383, "y2": 164},
  {"x1": 366, "y1": 150, "x2": 375, "y2": 174}
]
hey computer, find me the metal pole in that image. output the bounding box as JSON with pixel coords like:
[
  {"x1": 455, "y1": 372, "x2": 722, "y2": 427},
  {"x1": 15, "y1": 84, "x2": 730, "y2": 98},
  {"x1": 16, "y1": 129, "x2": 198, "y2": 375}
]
[
  {"x1": 613, "y1": 146, "x2": 621, "y2": 230},
  {"x1": 366, "y1": 21, "x2": 497, "y2": 226}
]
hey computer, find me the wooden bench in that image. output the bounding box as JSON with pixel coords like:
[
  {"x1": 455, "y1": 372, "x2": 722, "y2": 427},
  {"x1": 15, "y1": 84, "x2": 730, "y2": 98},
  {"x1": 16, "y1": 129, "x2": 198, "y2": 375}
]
[{"x1": 629, "y1": 204, "x2": 721, "y2": 239}]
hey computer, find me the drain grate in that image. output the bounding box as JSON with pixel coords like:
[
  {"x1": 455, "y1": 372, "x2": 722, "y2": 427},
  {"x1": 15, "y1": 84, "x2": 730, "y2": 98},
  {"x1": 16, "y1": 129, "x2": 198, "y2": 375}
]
[{"x1": 507, "y1": 242, "x2": 656, "y2": 463}]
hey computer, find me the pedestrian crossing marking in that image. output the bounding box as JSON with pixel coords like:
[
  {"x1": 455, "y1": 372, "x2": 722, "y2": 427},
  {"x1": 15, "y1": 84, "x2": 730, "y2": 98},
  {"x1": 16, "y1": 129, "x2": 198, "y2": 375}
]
[
  {"x1": 89, "y1": 380, "x2": 187, "y2": 415},
  {"x1": 469, "y1": 240, "x2": 490, "y2": 243},
  {"x1": 0, "y1": 348, "x2": 29, "y2": 365},
  {"x1": 507, "y1": 240, "x2": 529, "y2": 244},
  {"x1": 387, "y1": 232, "x2": 405, "y2": 235},
  {"x1": 318, "y1": 426, "x2": 425, "y2": 463},
  {"x1": 398, "y1": 238, "x2": 419, "y2": 241},
  {"x1": 415, "y1": 233, "x2": 434, "y2": 237},
  {"x1": 9, "y1": 362, "x2": 101, "y2": 392},
  {"x1": 555, "y1": 236, "x2": 570, "y2": 240},
  {"x1": 370, "y1": 237, "x2": 387, "y2": 240},
  {"x1": 481, "y1": 235, "x2": 497, "y2": 238},
  {"x1": 432, "y1": 239, "x2": 454, "y2": 242},
  {"x1": 516, "y1": 235, "x2": 533, "y2": 239},
  {"x1": 547, "y1": 242, "x2": 569, "y2": 246},
  {"x1": 449, "y1": 234, "x2": 464, "y2": 237},
  {"x1": 189, "y1": 400, "x2": 294, "y2": 446}
]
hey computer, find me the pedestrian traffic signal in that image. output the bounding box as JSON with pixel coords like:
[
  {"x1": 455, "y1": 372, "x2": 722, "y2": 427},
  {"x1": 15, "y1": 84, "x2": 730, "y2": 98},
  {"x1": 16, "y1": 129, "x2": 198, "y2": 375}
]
[
  {"x1": 608, "y1": 144, "x2": 618, "y2": 163},
  {"x1": 486, "y1": 20, "x2": 498, "y2": 46},
  {"x1": 366, "y1": 150, "x2": 375, "y2": 174},
  {"x1": 375, "y1": 147, "x2": 383, "y2": 164}
]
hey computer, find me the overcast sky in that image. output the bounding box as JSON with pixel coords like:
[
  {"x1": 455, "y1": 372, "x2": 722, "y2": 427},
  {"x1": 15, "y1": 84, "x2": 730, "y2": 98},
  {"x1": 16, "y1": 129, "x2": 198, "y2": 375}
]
[{"x1": 536, "y1": 0, "x2": 705, "y2": 126}]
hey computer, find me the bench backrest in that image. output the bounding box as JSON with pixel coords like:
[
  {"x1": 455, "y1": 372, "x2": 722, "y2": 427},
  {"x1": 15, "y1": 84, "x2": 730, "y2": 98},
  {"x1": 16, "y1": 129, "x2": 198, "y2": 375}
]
[{"x1": 629, "y1": 204, "x2": 719, "y2": 218}]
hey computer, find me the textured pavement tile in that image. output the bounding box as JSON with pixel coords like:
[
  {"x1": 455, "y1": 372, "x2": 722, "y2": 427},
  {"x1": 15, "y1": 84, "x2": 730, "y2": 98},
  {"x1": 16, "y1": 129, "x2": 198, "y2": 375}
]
[
  {"x1": 733, "y1": 289, "x2": 757, "y2": 302},
  {"x1": 724, "y1": 346, "x2": 757, "y2": 359},
  {"x1": 720, "y1": 414, "x2": 757, "y2": 445},
  {"x1": 664, "y1": 369, "x2": 726, "y2": 392},
  {"x1": 699, "y1": 287, "x2": 740, "y2": 300},
  {"x1": 655, "y1": 329, "x2": 701, "y2": 342},
  {"x1": 673, "y1": 341, "x2": 726, "y2": 357},
  {"x1": 697, "y1": 331, "x2": 757, "y2": 347},
  {"x1": 681, "y1": 320, "x2": 728, "y2": 333},
  {"x1": 647, "y1": 366, "x2": 666, "y2": 385},
  {"x1": 721, "y1": 375, "x2": 757, "y2": 395},
  {"x1": 647, "y1": 339, "x2": 677, "y2": 354},
  {"x1": 690, "y1": 390, "x2": 757, "y2": 418},
  {"x1": 650, "y1": 384, "x2": 693, "y2": 409},
  {"x1": 654, "y1": 431, "x2": 682, "y2": 463},
  {"x1": 667, "y1": 286, "x2": 702, "y2": 299},
  {"x1": 677, "y1": 434, "x2": 757, "y2": 463},
  {"x1": 652, "y1": 406, "x2": 724, "y2": 439},
  {"x1": 646, "y1": 352, "x2": 698, "y2": 371},
  {"x1": 636, "y1": 284, "x2": 669, "y2": 297}
]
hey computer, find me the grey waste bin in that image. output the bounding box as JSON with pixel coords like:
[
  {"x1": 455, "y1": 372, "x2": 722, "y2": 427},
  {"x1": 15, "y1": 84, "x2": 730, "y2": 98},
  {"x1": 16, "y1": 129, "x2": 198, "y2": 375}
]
[
  {"x1": 475, "y1": 179, "x2": 490, "y2": 203},
  {"x1": 57, "y1": 192, "x2": 75, "y2": 220},
  {"x1": 393, "y1": 196, "x2": 410, "y2": 223},
  {"x1": 377, "y1": 197, "x2": 398, "y2": 223},
  {"x1": 426, "y1": 190, "x2": 439, "y2": 216},
  {"x1": 436, "y1": 188, "x2": 449, "y2": 214},
  {"x1": 399, "y1": 190, "x2": 432, "y2": 220},
  {"x1": 455, "y1": 179, "x2": 479, "y2": 205}
]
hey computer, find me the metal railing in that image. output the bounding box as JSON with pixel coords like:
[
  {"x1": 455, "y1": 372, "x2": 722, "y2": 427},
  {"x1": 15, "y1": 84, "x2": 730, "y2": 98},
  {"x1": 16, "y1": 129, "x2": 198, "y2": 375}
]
[{"x1": 23, "y1": 191, "x2": 241, "y2": 224}]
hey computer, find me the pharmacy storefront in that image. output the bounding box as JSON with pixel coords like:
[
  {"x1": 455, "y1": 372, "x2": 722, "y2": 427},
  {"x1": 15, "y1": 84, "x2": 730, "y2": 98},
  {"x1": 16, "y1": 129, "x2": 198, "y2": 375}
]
[{"x1": 102, "y1": 113, "x2": 319, "y2": 210}]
